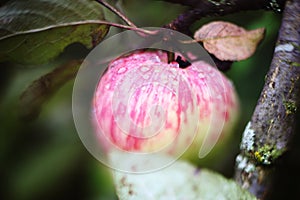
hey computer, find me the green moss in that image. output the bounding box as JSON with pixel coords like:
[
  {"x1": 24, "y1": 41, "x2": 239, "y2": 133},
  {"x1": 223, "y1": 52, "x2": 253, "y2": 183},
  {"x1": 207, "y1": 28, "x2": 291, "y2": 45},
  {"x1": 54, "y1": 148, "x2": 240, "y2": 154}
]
[
  {"x1": 291, "y1": 62, "x2": 300, "y2": 67},
  {"x1": 283, "y1": 100, "x2": 297, "y2": 115},
  {"x1": 254, "y1": 145, "x2": 284, "y2": 165}
]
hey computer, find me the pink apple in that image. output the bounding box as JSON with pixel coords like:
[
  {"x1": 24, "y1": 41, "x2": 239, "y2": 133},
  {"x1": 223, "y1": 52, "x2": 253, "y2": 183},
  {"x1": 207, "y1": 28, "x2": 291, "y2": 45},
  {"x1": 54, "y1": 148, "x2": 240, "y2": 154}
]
[{"x1": 92, "y1": 50, "x2": 239, "y2": 160}]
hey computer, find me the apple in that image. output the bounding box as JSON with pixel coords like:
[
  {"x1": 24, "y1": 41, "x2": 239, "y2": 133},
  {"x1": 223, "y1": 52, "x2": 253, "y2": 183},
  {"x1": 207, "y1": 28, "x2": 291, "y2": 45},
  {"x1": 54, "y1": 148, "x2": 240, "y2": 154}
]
[{"x1": 92, "y1": 50, "x2": 239, "y2": 162}]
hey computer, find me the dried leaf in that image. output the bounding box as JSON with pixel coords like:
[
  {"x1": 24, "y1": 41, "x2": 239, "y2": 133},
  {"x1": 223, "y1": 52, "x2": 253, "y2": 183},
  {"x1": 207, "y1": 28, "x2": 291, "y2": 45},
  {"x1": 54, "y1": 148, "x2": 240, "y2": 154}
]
[
  {"x1": 0, "y1": 0, "x2": 109, "y2": 65},
  {"x1": 113, "y1": 153, "x2": 257, "y2": 200},
  {"x1": 194, "y1": 21, "x2": 265, "y2": 61}
]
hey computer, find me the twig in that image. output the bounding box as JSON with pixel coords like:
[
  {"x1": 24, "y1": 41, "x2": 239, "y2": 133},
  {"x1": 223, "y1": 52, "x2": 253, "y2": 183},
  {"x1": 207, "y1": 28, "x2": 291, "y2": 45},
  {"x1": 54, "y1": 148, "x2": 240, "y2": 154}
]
[
  {"x1": 95, "y1": 0, "x2": 137, "y2": 28},
  {"x1": 163, "y1": 0, "x2": 285, "y2": 34},
  {"x1": 19, "y1": 59, "x2": 83, "y2": 120},
  {"x1": 234, "y1": 0, "x2": 300, "y2": 199},
  {"x1": 162, "y1": 0, "x2": 285, "y2": 71}
]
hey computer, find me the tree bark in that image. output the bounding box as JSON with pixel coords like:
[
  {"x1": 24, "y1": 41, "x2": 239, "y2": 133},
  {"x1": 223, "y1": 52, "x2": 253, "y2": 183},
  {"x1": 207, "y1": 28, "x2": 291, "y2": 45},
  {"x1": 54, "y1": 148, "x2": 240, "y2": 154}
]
[{"x1": 234, "y1": 0, "x2": 300, "y2": 199}]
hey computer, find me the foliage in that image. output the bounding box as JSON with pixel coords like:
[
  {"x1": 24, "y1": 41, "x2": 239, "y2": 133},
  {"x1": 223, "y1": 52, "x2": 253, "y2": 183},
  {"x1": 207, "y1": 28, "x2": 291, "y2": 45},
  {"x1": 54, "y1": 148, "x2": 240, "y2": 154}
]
[
  {"x1": 0, "y1": 0, "x2": 109, "y2": 64},
  {"x1": 194, "y1": 21, "x2": 265, "y2": 61},
  {"x1": 114, "y1": 155, "x2": 256, "y2": 200}
]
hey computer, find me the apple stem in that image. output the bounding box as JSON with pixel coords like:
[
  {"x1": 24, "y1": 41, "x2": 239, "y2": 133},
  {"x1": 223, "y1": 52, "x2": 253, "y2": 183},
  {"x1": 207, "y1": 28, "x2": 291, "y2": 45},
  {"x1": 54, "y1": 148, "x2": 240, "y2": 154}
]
[
  {"x1": 167, "y1": 51, "x2": 175, "y2": 63},
  {"x1": 94, "y1": 20, "x2": 157, "y2": 35}
]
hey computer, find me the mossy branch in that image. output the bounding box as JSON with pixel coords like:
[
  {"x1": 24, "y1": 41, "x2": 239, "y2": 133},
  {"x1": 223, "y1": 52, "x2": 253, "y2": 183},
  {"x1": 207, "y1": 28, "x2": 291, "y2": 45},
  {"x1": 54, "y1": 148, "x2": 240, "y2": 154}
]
[{"x1": 234, "y1": 0, "x2": 300, "y2": 198}]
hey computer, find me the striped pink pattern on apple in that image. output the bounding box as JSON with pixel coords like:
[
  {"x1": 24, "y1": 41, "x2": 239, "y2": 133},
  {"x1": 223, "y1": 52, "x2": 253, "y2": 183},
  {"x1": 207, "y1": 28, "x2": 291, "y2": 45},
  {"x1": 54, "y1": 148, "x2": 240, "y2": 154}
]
[{"x1": 92, "y1": 50, "x2": 239, "y2": 159}]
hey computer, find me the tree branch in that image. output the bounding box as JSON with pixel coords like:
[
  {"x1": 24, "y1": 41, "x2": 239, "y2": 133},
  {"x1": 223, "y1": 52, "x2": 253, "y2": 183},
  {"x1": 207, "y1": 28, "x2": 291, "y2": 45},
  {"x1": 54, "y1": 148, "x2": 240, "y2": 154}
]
[
  {"x1": 19, "y1": 59, "x2": 83, "y2": 120},
  {"x1": 161, "y1": 0, "x2": 285, "y2": 71},
  {"x1": 162, "y1": 0, "x2": 285, "y2": 34},
  {"x1": 161, "y1": 0, "x2": 284, "y2": 9},
  {"x1": 234, "y1": 0, "x2": 300, "y2": 199}
]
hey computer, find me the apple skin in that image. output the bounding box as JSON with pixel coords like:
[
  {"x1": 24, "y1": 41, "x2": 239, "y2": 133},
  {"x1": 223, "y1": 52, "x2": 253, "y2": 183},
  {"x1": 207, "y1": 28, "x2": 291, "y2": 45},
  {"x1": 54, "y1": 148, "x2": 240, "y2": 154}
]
[{"x1": 92, "y1": 50, "x2": 239, "y2": 161}]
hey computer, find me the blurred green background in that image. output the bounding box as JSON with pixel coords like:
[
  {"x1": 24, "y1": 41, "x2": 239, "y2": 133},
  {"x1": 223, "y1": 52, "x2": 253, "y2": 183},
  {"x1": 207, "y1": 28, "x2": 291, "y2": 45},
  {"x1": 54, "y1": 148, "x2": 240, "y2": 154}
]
[{"x1": 1, "y1": 0, "x2": 299, "y2": 200}]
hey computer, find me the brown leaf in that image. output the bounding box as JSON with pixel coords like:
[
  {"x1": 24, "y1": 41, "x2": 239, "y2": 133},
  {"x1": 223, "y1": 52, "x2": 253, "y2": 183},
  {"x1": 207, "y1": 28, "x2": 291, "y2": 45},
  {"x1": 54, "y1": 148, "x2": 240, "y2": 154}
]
[{"x1": 194, "y1": 21, "x2": 265, "y2": 61}]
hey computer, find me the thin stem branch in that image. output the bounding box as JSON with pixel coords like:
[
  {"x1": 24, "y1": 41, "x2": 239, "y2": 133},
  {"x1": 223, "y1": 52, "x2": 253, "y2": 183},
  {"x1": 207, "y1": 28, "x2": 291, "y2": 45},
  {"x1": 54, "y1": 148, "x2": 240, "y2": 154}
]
[
  {"x1": 95, "y1": 0, "x2": 137, "y2": 28},
  {"x1": 162, "y1": 0, "x2": 286, "y2": 71},
  {"x1": 234, "y1": 0, "x2": 300, "y2": 199},
  {"x1": 93, "y1": 20, "x2": 155, "y2": 34},
  {"x1": 19, "y1": 59, "x2": 83, "y2": 120},
  {"x1": 163, "y1": 0, "x2": 285, "y2": 35}
]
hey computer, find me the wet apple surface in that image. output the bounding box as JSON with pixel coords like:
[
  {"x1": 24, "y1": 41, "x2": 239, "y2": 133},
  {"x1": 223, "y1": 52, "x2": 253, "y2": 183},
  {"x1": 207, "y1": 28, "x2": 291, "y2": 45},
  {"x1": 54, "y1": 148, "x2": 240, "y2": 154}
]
[{"x1": 92, "y1": 50, "x2": 239, "y2": 160}]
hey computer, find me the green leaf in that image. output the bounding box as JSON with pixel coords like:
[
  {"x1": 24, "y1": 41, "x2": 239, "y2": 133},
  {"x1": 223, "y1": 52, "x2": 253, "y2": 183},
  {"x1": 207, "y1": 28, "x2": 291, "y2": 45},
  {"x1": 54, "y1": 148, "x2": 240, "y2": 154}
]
[
  {"x1": 113, "y1": 155, "x2": 256, "y2": 200},
  {"x1": 0, "y1": 0, "x2": 109, "y2": 65}
]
